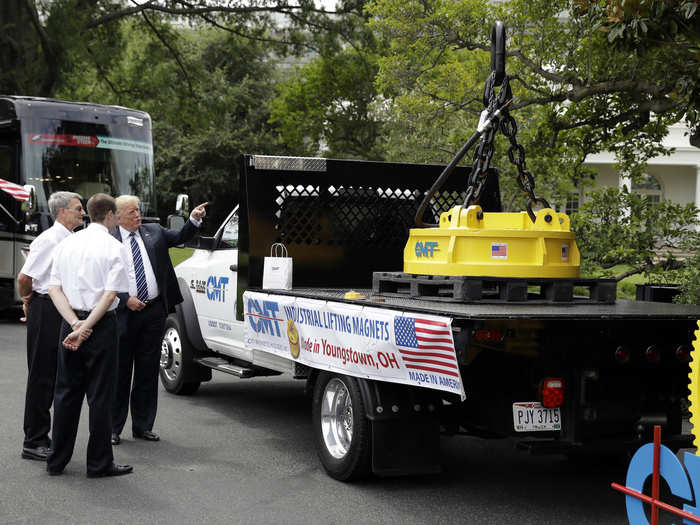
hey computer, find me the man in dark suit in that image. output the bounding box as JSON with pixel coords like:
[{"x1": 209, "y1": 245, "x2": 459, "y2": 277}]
[{"x1": 111, "y1": 195, "x2": 207, "y2": 445}]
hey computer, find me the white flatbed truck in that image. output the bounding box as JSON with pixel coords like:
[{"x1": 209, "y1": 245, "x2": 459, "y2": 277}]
[{"x1": 160, "y1": 155, "x2": 700, "y2": 480}]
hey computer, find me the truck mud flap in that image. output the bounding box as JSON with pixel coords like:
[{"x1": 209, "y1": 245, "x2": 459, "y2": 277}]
[{"x1": 357, "y1": 379, "x2": 441, "y2": 476}]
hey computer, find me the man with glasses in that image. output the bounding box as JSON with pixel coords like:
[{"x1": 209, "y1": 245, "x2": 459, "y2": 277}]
[{"x1": 17, "y1": 191, "x2": 84, "y2": 461}]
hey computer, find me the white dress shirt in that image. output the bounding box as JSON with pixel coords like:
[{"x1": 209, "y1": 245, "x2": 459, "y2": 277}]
[
  {"x1": 118, "y1": 217, "x2": 199, "y2": 300},
  {"x1": 119, "y1": 225, "x2": 159, "y2": 300},
  {"x1": 20, "y1": 221, "x2": 72, "y2": 294},
  {"x1": 49, "y1": 223, "x2": 131, "y2": 311}
]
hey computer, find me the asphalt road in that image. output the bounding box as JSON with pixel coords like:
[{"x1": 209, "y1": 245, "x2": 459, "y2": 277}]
[{"x1": 0, "y1": 318, "x2": 650, "y2": 524}]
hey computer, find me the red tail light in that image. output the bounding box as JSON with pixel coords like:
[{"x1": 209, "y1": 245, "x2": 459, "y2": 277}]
[
  {"x1": 645, "y1": 345, "x2": 661, "y2": 363},
  {"x1": 540, "y1": 377, "x2": 565, "y2": 408},
  {"x1": 676, "y1": 345, "x2": 691, "y2": 363},
  {"x1": 474, "y1": 329, "x2": 504, "y2": 342},
  {"x1": 615, "y1": 346, "x2": 630, "y2": 364}
]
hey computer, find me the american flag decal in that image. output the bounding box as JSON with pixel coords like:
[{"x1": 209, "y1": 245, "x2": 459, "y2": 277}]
[
  {"x1": 491, "y1": 242, "x2": 507, "y2": 259},
  {"x1": 0, "y1": 178, "x2": 30, "y2": 202},
  {"x1": 561, "y1": 244, "x2": 569, "y2": 261},
  {"x1": 394, "y1": 316, "x2": 459, "y2": 377}
]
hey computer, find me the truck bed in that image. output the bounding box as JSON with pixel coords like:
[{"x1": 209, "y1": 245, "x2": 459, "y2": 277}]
[{"x1": 262, "y1": 287, "x2": 700, "y2": 320}]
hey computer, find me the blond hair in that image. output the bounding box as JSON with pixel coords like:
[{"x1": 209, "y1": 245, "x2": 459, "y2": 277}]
[{"x1": 115, "y1": 195, "x2": 140, "y2": 216}]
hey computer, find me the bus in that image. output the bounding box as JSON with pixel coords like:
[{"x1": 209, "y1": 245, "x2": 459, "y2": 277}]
[{"x1": 0, "y1": 96, "x2": 157, "y2": 310}]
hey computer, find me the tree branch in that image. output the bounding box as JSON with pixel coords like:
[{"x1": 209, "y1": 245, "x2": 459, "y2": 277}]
[
  {"x1": 614, "y1": 267, "x2": 643, "y2": 281},
  {"x1": 135, "y1": 3, "x2": 194, "y2": 96},
  {"x1": 85, "y1": 0, "x2": 340, "y2": 29},
  {"x1": 20, "y1": 0, "x2": 57, "y2": 96}
]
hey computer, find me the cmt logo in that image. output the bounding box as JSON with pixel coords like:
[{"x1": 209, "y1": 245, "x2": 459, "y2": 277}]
[
  {"x1": 206, "y1": 276, "x2": 229, "y2": 302},
  {"x1": 415, "y1": 241, "x2": 439, "y2": 258},
  {"x1": 247, "y1": 298, "x2": 282, "y2": 337}
]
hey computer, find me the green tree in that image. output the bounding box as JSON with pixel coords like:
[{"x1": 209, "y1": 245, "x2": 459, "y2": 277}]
[
  {"x1": 366, "y1": 0, "x2": 686, "y2": 210},
  {"x1": 57, "y1": 22, "x2": 283, "y2": 232},
  {"x1": 270, "y1": 48, "x2": 385, "y2": 159},
  {"x1": 571, "y1": 187, "x2": 699, "y2": 281},
  {"x1": 576, "y1": 0, "x2": 700, "y2": 144},
  {"x1": 270, "y1": 0, "x2": 387, "y2": 159},
  {"x1": 0, "y1": 0, "x2": 357, "y2": 98}
]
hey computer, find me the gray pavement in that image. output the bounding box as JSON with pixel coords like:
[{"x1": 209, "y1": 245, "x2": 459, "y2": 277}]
[{"x1": 0, "y1": 318, "x2": 636, "y2": 524}]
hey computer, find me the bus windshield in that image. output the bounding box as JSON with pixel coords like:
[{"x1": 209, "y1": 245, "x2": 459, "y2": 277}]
[{"x1": 21, "y1": 117, "x2": 156, "y2": 216}]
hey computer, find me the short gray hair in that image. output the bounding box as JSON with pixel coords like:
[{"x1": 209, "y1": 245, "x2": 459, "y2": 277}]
[{"x1": 48, "y1": 191, "x2": 82, "y2": 219}]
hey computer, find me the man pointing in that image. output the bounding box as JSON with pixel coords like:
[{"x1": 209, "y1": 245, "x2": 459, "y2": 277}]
[{"x1": 111, "y1": 196, "x2": 207, "y2": 445}]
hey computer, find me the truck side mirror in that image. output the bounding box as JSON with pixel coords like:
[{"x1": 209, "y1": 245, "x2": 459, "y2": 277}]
[
  {"x1": 175, "y1": 194, "x2": 190, "y2": 216},
  {"x1": 22, "y1": 184, "x2": 36, "y2": 215}
]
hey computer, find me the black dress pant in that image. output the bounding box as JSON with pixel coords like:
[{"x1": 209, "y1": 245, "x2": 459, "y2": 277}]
[
  {"x1": 47, "y1": 312, "x2": 117, "y2": 475},
  {"x1": 112, "y1": 299, "x2": 166, "y2": 435},
  {"x1": 23, "y1": 294, "x2": 61, "y2": 449}
]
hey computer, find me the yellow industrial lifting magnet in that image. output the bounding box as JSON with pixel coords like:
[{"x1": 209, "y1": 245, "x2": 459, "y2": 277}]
[{"x1": 404, "y1": 205, "x2": 580, "y2": 279}]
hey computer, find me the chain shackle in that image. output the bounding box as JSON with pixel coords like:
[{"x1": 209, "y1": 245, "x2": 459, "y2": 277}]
[{"x1": 526, "y1": 197, "x2": 551, "y2": 223}]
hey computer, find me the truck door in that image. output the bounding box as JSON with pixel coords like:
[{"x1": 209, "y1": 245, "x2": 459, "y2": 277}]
[{"x1": 194, "y1": 208, "x2": 242, "y2": 350}]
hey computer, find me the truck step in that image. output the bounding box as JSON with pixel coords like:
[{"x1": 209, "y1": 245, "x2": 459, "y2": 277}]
[
  {"x1": 194, "y1": 357, "x2": 281, "y2": 378},
  {"x1": 372, "y1": 272, "x2": 617, "y2": 304}
]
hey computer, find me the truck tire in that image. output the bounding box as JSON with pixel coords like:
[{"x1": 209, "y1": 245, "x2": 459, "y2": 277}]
[
  {"x1": 160, "y1": 315, "x2": 201, "y2": 395},
  {"x1": 312, "y1": 372, "x2": 371, "y2": 481}
]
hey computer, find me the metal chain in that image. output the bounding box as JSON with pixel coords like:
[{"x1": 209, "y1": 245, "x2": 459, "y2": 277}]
[
  {"x1": 463, "y1": 75, "x2": 549, "y2": 222},
  {"x1": 463, "y1": 74, "x2": 499, "y2": 208}
]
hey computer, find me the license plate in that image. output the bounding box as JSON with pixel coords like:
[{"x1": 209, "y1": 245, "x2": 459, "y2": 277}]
[{"x1": 512, "y1": 402, "x2": 561, "y2": 432}]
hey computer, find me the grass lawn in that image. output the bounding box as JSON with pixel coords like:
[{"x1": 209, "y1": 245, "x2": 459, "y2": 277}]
[{"x1": 170, "y1": 247, "x2": 194, "y2": 267}]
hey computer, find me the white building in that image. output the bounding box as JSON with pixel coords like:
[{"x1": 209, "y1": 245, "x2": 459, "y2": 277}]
[{"x1": 583, "y1": 123, "x2": 700, "y2": 211}]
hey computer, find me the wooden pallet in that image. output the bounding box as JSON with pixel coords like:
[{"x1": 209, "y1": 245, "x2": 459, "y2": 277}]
[{"x1": 372, "y1": 272, "x2": 617, "y2": 304}]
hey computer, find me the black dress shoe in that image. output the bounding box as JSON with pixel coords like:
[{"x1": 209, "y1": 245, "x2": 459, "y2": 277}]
[
  {"x1": 22, "y1": 445, "x2": 49, "y2": 461},
  {"x1": 111, "y1": 433, "x2": 121, "y2": 445},
  {"x1": 133, "y1": 430, "x2": 160, "y2": 441},
  {"x1": 86, "y1": 463, "x2": 133, "y2": 478}
]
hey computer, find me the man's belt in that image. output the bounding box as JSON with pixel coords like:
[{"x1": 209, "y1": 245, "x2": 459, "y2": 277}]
[
  {"x1": 74, "y1": 309, "x2": 117, "y2": 320},
  {"x1": 142, "y1": 296, "x2": 162, "y2": 308}
]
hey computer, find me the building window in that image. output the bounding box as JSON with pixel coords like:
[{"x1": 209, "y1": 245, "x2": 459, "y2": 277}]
[
  {"x1": 565, "y1": 192, "x2": 580, "y2": 215},
  {"x1": 631, "y1": 173, "x2": 663, "y2": 204}
]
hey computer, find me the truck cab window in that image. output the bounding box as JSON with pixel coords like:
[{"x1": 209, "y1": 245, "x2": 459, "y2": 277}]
[{"x1": 219, "y1": 212, "x2": 238, "y2": 249}]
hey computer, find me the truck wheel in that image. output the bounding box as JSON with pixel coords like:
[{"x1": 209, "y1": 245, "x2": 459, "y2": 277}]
[
  {"x1": 160, "y1": 315, "x2": 201, "y2": 395},
  {"x1": 312, "y1": 372, "x2": 371, "y2": 481}
]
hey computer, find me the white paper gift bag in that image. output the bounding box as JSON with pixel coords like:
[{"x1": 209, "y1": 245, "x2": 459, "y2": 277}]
[{"x1": 262, "y1": 243, "x2": 293, "y2": 290}]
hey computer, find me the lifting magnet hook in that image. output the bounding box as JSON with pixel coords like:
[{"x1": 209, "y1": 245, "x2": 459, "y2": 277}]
[{"x1": 490, "y1": 21, "x2": 506, "y2": 87}]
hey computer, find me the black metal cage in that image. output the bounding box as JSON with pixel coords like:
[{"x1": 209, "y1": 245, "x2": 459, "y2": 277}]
[{"x1": 237, "y1": 155, "x2": 501, "y2": 299}]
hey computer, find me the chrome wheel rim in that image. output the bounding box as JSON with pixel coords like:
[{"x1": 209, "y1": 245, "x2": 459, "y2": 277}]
[
  {"x1": 320, "y1": 378, "x2": 353, "y2": 459},
  {"x1": 160, "y1": 327, "x2": 182, "y2": 382}
]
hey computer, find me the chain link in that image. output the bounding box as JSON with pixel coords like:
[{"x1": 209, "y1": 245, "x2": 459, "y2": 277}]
[{"x1": 463, "y1": 75, "x2": 549, "y2": 222}]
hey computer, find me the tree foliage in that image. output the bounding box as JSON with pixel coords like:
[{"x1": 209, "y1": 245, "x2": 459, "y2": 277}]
[
  {"x1": 366, "y1": 0, "x2": 690, "y2": 209},
  {"x1": 269, "y1": 0, "x2": 387, "y2": 159},
  {"x1": 0, "y1": 0, "x2": 363, "y2": 98},
  {"x1": 576, "y1": 0, "x2": 700, "y2": 143},
  {"x1": 571, "y1": 187, "x2": 699, "y2": 281},
  {"x1": 56, "y1": 21, "x2": 283, "y2": 232},
  {"x1": 270, "y1": 47, "x2": 386, "y2": 159}
]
